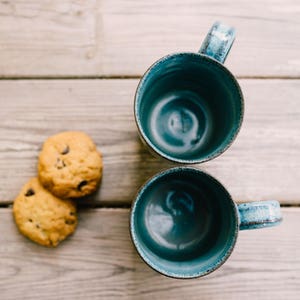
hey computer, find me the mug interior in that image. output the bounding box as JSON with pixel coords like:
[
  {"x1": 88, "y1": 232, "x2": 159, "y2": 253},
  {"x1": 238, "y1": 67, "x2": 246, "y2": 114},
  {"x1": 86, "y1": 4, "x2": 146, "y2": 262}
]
[
  {"x1": 135, "y1": 53, "x2": 243, "y2": 163},
  {"x1": 130, "y1": 168, "x2": 239, "y2": 278}
]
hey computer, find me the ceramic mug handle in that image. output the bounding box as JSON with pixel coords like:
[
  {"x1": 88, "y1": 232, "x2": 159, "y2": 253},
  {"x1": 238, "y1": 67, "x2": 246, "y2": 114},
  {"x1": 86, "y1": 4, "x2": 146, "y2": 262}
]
[
  {"x1": 238, "y1": 200, "x2": 282, "y2": 230},
  {"x1": 199, "y1": 21, "x2": 236, "y2": 64}
]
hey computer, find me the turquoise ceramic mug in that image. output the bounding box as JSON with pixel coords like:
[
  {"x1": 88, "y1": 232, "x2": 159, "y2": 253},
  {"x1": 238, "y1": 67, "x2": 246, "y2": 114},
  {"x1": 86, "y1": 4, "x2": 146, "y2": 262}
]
[
  {"x1": 134, "y1": 22, "x2": 243, "y2": 163},
  {"x1": 130, "y1": 167, "x2": 282, "y2": 278}
]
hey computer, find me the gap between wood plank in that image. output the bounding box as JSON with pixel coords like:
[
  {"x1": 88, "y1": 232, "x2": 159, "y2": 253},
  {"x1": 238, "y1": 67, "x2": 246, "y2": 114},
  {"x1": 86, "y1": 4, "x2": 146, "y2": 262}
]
[
  {"x1": 1, "y1": 202, "x2": 300, "y2": 209},
  {"x1": 0, "y1": 75, "x2": 299, "y2": 80}
]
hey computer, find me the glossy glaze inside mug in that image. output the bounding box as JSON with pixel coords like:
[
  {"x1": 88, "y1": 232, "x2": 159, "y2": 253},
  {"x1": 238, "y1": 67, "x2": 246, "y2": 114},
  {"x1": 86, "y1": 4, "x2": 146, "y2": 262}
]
[
  {"x1": 130, "y1": 168, "x2": 238, "y2": 278},
  {"x1": 135, "y1": 53, "x2": 243, "y2": 163},
  {"x1": 130, "y1": 167, "x2": 282, "y2": 278}
]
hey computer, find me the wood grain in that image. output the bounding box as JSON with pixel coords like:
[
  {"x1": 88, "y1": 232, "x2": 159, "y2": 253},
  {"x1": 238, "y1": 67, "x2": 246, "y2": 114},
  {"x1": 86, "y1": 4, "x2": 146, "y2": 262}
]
[
  {"x1": 0, "y1": 79, "x2": 299, "y2": 205},
  {"x1": 0, "y1": 207, "x2": 299, "y2": 300},
  {"x1": 0, "y1": 0, "x2": 299, "y2": 77}
]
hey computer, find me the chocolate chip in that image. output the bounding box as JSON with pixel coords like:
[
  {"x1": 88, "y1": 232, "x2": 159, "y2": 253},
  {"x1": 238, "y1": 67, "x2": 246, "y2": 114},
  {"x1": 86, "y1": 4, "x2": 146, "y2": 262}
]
[
  {"x1": 70, "y1": 212, "x2": 75, "y2": 216},
  {"x1": 61, "y1": 145, "x2": 70, "y2": 155},
  {"x1": 28, "y1": 219, "x2": 33, "y2": 222},
  {"x1": 65, "y1": 220, "x2": 75, "y2": 225},
  {"x1": 36, "y1": 224, "x2": 40, "y2": 229},
  {"x1": 77, "y1": 180, "x2": 88, "y2": 191},
  {"x1": 25, "y1": 189, "x2": 35, "y2": 197},
  {"x1": 56, "y1": 158, "x2": 66, "y2": 169}
]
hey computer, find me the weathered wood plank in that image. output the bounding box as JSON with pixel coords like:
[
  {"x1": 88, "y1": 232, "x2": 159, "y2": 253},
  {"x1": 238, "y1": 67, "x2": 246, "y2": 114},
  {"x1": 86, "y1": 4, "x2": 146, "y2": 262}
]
[
  {"x1": 0, "y1": 0, "x2": 299, "y2": 77},
  {"x1": 0, "y1": 79, "x2": 299, "y2": 205},
  {"x1": 0, "y1": 207, "x2": 299, "y2": 299}
]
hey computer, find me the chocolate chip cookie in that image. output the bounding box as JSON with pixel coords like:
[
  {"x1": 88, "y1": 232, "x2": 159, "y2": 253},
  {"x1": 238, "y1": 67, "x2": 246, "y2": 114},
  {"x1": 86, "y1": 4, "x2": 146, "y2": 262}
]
[
  {"x1": 13, "y1": 178, "x2": 77, "y2": 247},
  {"x1": 38, "y1": 131, "x2": 103, "y2": 198}
]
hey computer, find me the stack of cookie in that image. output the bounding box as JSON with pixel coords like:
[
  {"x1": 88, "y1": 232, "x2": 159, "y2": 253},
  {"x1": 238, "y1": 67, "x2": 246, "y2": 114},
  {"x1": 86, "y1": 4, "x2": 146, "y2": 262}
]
[{"x1": 13, "y1": 131, "x2": 103, "y2": 247}]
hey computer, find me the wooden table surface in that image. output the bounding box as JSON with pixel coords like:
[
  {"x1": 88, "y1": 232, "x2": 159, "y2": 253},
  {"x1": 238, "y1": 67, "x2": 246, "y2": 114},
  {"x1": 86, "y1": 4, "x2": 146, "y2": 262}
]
[{"x1": 0, "y1": 1, "x2": 299, "y2": 299}]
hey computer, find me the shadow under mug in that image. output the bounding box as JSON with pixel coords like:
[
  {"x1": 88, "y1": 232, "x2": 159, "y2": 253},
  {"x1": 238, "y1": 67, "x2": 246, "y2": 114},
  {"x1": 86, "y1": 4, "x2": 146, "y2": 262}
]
[
  {"x1": 134, "y1": 22, "x2": 243, "y2": 163},
  {"x1": 130, "y1": 167, "x2": 282, "y2": 278}
]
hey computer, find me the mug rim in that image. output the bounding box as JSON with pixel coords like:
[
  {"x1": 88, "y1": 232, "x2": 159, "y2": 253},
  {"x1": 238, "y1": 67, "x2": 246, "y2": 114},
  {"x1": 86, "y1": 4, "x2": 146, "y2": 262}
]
[
  {"x1": 130, "y1": 167, "x2": 240, "y2": 279},
  {"x1": 134, "y1": 52, "x2": 244, "y2": 164}
]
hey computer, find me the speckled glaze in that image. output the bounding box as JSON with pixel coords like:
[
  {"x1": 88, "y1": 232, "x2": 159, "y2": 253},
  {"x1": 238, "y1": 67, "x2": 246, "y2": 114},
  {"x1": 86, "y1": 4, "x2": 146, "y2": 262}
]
[
  {"x1": 199, "y1": 21, "x2": 236, "y2": 63},
  {"x1": 238, "y1": 201, "x2": 282, "y2": 230},
  {"x1": 134, "y1": 22, "x2": 243, "y2": 164},
  {"x1": 130, "y1": 167, "x2": 282, "y2": 279}
]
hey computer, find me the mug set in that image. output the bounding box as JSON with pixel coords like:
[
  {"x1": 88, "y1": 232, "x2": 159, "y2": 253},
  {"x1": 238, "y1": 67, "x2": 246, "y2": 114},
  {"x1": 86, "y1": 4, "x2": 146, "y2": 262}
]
[{"x1": 130, "y1": 22, "x2": 282, "y2": 279}]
